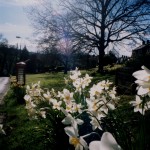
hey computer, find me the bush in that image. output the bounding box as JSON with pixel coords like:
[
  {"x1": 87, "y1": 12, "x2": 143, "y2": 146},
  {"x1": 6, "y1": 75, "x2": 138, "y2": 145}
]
[
  {"x1": 104, "y1": 64, "x2": 124, "y2": 74},
  {"x1": 10, "y1": 81, "x2": 26, "y2": 104}
]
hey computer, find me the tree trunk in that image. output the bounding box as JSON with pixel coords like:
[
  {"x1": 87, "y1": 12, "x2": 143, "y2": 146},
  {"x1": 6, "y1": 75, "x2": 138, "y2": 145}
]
[
  {"x1": 97, "y1": 46, "x2": 105, "y2": 73},
  {"x1": 64, "y1": 66, "x2": 68, "y2": 74},
  {"x1": 97, "y1": 3, "x2": 105, "y2": 74},
  {"x1": 64, "y1": 58, "x2": 68, "y2": 74}
]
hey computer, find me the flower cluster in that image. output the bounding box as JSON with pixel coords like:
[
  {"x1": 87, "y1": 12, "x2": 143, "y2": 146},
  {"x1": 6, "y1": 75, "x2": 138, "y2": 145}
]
[
  {"x1": 86, "y1": 80, "x2": 118, "y2": 130},
  {"x1": 24, "y1": 81, "x2": 45, "y2": 119},
  {"x1": 130, "y1": 66, "x2": 150, "y2": 115},
  {"x1": 10, "y1": 76, "x2": 26, "y2": 104},
  {"x1": 10, "y1": 76, "x2": 23, "y2": 88},
  {"x1": 24, "y1": 68, "x2": 121, "y2": 149}
]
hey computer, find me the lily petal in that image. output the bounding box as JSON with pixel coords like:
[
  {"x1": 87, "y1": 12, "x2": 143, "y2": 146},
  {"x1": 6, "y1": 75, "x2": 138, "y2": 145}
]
[
  {"x1": 76, "y1": 118, "x2": 84, "y2": 125},
  {"x1": 101, "y1": 132, "x2": 122, "y2": 150},
  {"x1": 62, "y1": 116, "x2": 72, "y2": 125},
  {"x1": 80, "y1": 137, "x2": 88, "y2": 150},
  {"x1": 137, "y1": 86, "x2": 149, "y2": 95},
  {"x1": 89, "y1": 141, "x2": 101, "y2": 150},
  {"x1": 64, "y1": 126, "x2": 79, "y2": 137}
]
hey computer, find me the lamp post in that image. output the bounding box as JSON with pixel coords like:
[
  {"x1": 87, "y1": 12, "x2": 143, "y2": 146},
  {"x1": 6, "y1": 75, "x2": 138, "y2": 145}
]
[
  {"x1": 16, "y1": 36, "x2": 21, "y2": 50},
  {"x1": 16, "y1": 36, "x2": 22, "y2": 61}
]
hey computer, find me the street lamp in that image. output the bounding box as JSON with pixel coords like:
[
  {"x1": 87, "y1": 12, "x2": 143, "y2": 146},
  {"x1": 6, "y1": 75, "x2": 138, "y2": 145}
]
[{"x1": 16, "y1": 36, "x2": 21, "y2": 50}]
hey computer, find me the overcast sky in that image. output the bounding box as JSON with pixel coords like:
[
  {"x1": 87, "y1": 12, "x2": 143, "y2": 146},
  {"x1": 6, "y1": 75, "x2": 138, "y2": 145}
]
[{"x1": 0, "y1": 0, "x2": 41, "y2": 51}]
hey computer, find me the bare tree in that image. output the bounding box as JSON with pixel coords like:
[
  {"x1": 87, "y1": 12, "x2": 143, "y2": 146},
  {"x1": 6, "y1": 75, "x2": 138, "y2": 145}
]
[
  {"x1": 57, "y1": 36, "x2": 74, "y2": 73},
  {"x1": 61, "y1": 0, "x2": 150, "y2": 72},
  {"x1": 27, "y1": 1, "x2": 76, "y2": 73}
]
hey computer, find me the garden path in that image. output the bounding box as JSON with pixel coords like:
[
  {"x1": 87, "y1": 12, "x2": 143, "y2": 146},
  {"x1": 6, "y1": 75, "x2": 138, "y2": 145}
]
[{"x1": 0, "y1": 77, "x2": 10, "y2": 123}]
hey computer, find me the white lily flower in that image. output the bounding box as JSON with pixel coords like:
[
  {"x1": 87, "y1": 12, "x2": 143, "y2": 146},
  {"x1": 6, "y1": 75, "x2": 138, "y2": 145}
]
[
  {"x1": 66, "y1": 103, "x2": 73, "y2": 113},
  {"x1": 43, "y1": 91, "x2": 54, "y2": 104},
  {"x1": 130, "y1": 95, "x2": 146, "y2": 115},
  {"x1": 24, "y1": 94, "x2": 32, "y2": 101},
  {"x1": 108, "y1": 87, "x2": 117, "y2": 99},
  {"x1": 97, "y1": 80, "x2": 112, "y2": 90},
  {"x1": 73, "y1": 78, "x2": 82, "y2": 92},
  {"x1": 26, "y1": 85, "x2": 30, "y2": 94},
  {"x1": 86, "y1": 98, "x2": 99, "y2": 112},
  {"x1": 43, "y1": 91, "x2": 51, "y2": 100},
  {"x1": 70, "y1": 67, "x2": 81, "y2": 81},
  {"x1": 84, "y1": 74, "x2": 93, "y2": 84},
  {"x1": 133, "y1": 66, "x2": 150, "y2": 81},
  {"x1": 52, "y1": 99, "x2": 62, "y2": 110},
  {"x1": 61, "y1": 107, "x2": 84, "y2": 128},
  {"x1": 27, "y1": 108, "x2": 37, "y2": 119},
  {"x1": 64, "y1": 77, "x2": 69, "y2": 84},
  {"x1": 135, "y1": 82, "x2": 150, "y2": 96},
  {"x1": 39, "y1": 110, "x2": 46, "y2": 118},
  {"x1": 62, "y1": 89, "x2": 74, "y2": 103},
  {"x1": 133, "y1": 66, "x2": 150, "y2": 96},
  {"x1": 57, "y1": 91, "x2": 63, "y2": 98},
  {"x1": 89, "y1": 84, "x2": 103, "y2": 97},
  {"x1": 72, "y1": 103, "x2": 83, "y2": 114},
  {"x1": 90, "y1": 117, "x2": 102, "y2": 130},
  {"x1": 24, "y1": 94, "x2": 36, "y2": 110},
  {"x1": 64, "y1": 126, "x2": 88, "y2": 150},
  {"x1": 70, "y1": 73, "x2": 80, "y2": 81},
  {"x1": 89, "y1": 132, "x2": 122, "y2": 150}
]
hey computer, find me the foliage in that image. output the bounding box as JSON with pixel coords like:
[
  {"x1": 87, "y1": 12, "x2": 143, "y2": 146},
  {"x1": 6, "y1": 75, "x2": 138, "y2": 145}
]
[
  {"x1": 103, "y1": 52, "x2": 118, "y2": 66},
  {"x1": 0, "y1": 44, "x2": 18, "y2": 76},
  {"x1": 104, "y1": 64, "x2": 124, "y2": 74},
  {"x1": 10, "y1": 78, "x2": 26, "y2": 104}
]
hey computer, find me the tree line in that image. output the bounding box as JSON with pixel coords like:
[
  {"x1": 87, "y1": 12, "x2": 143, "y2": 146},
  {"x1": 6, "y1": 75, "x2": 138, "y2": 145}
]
[{"x1": 0, "y1": 33, "x2": 119, "y2": 76}]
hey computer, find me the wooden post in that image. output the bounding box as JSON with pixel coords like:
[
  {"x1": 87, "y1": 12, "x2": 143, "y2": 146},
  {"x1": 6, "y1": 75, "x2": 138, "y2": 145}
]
[{"x1": 16, "y1": 62, "x2": 26, "y2": 85}]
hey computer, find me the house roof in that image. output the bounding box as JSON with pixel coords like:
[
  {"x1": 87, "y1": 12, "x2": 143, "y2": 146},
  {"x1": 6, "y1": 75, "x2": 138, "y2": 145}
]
[{"x1": 133, "y1": 43, "x2": 150, "y2": 51}]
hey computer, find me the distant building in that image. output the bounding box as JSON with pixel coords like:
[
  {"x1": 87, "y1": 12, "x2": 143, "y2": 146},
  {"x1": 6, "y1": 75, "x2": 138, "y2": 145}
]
[{"x1": 132, "y1": 40, "x2": 150, "y2": 57}]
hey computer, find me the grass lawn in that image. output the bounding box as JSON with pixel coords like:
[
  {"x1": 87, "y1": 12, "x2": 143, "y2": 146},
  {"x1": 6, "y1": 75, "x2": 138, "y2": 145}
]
[
  {"x1": 26, "y1": 72, "x2": 68, "y2": 90},
  {"x1": 26, "y1": 70, "x2": 115, "y2": 89}
]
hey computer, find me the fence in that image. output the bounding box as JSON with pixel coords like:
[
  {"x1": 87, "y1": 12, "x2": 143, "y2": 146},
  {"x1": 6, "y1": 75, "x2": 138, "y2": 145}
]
[{"x1": 115, "y1": 67, "x2": 136, "y2": 95}]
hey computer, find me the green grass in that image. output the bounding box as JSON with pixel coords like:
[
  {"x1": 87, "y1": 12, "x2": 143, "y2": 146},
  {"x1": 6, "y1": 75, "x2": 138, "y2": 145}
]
[
  {"x1": 26, "y1": 71, "x2": 115, "y2": 90},
  {"x1": 26, "y1": 72, "x2": 68, "y2": 90}
]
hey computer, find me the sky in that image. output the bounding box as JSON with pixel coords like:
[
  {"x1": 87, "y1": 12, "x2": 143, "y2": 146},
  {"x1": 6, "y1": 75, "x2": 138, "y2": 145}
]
[
  {"x1": 0, "y1": 0, "x2": 137, "y2": 56},
  {"x1": 0, "y1": 0, "x2": 41, "y2": 51}
]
